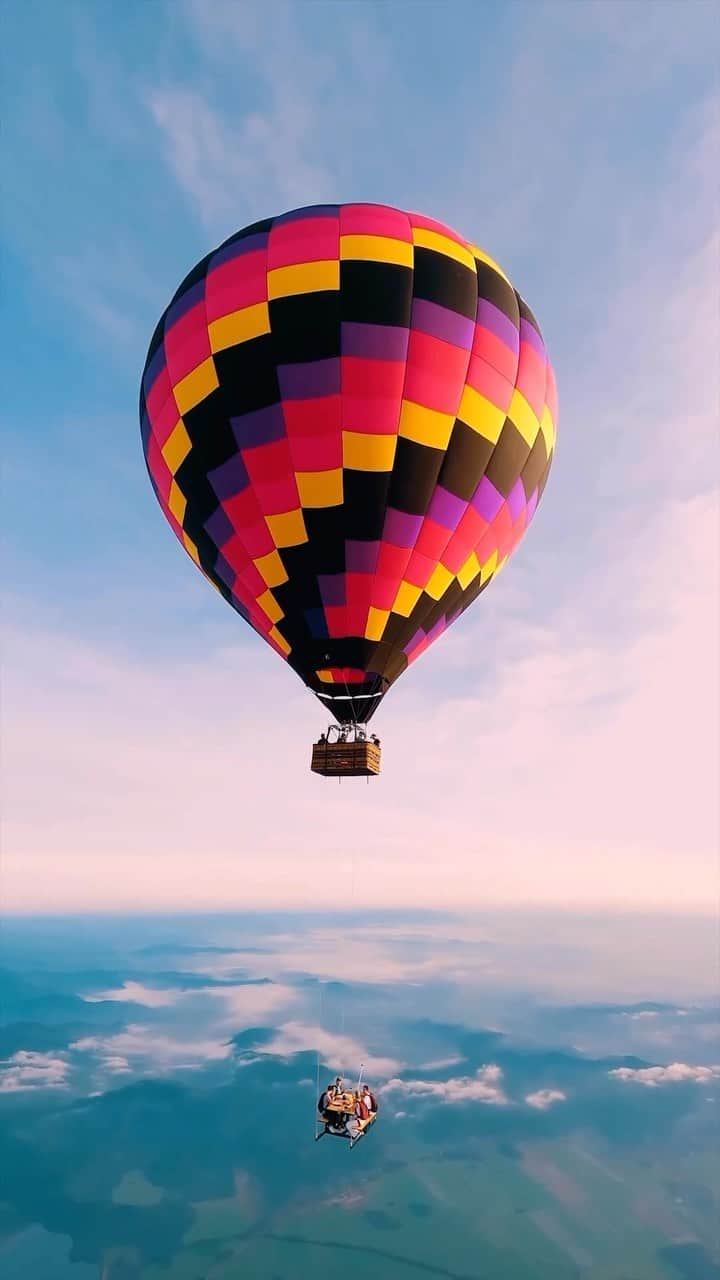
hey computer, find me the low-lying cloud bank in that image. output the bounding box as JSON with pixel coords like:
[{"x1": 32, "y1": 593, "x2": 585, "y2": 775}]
[
  {"x1": 610, "y1": 1062, "x2": 720, "y2": 1087},
  {"x1": 382, "y1": 1065, "x2": 508, "y2": 1106}
]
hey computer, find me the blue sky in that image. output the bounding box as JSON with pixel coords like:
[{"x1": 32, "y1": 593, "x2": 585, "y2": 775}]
[{"x1": 2, "y1": 0, "x2": 718, "y2": 912}]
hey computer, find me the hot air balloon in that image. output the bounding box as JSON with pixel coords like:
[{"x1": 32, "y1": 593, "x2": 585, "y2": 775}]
[{"x1": 139, "y1": 203, "x2": 557, "y2": 777}]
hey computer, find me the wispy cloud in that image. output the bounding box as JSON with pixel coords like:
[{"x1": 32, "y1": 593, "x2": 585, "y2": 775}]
[
  {"x1": 147, "y1": 87, "x2": 332, "y2": 233},
  {"x1": 146, "y1": 1, "x2": 340, "y2": 230},
  {"x1": 84, "y1": 981, "x2": 181, "y2": 1008},
  {"x1": 52, "y1": 245, "x2": 159, "y2": 347},
  {"x1": 202, "y1": 983, "x2": 297, "y2": 1025},
  {"x1": 71, "y1": 1026, "x2": 232, "y2": 1073},
  {"x1": 0, "y1": 1050, "x2": 70, "y2": 1092},
  {"x1": 83, "y1": 979, "x2": 295, "y2": 1024},
  {"x1": 420, "y1": 1057, "x2": 465, "y2": 1072},
  {"x1": 259, "y1": 1021, "x2": 401, "y2": 1079}
]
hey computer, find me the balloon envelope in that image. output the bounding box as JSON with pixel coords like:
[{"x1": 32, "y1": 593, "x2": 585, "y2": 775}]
[{"x1": 140, "y1": 204, "x2": 557, "y2": 723}]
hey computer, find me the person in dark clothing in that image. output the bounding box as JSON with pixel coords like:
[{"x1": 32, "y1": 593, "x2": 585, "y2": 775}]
[{"x1": 318, "y1": 1083, "x2": 335, "y2": 1118}]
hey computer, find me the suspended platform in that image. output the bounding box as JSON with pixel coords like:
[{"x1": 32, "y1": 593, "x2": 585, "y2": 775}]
[
  {"x1": 311, "y1": 725, "x2": 381, "y2": 778},
  {"x1": 315, "y1": 1091, "x2": 378, "y2": 1149}
]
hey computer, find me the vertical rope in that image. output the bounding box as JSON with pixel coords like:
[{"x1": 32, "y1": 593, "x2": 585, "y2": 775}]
[
  {"x1": 341, "y1": 847, "x2": 356, "y2": 1042},
  {"x1": 315, "y1": 979, "x2": 322, "y2": 1141}
]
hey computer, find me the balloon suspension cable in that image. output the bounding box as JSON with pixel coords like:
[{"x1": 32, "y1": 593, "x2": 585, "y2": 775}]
[
  {"x1": 356, "y1": 1062, "x2": 365, "y2": 1094},
  {"x1": 341, "y1": 847, "x2": 356, "y2": 1039},
  {"x1": 341, "y1": 668, "x2": 354, "y2": 726},
  {"x1": 324, "y1": 721, "x2": 377, "y2": 744},
  {"x1": 315, "y1": 980, "x2": 323, "y2": 1141}
]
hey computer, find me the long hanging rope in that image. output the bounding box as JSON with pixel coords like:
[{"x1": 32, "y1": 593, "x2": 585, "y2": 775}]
[
  {"x1": 314, "y1": 979, "x2": 323, "y2": 1140},
  {"x1": 313, "y1": 841, "x2": 365, "y2": 1140},
  {"x1": 341, "y1": 845, "x2": 356, "y2": 1042}
]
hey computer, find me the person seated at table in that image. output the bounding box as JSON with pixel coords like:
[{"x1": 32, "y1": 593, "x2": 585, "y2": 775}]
[
  {"x1": 345, "y1": 1109, "x2": 361, "y2": 1138},
  {"x1": 362, "y1": 1083, "x2": 378, "y2": 1113},
  {"x1": 332, "y1": 1075, "x2": 343, "y2": 1098},
  {"x1": 318, "y1": 1083, "x2": 335, "y2": 1117},
  {"x1": 356, "y1": 1090, "x2": 370, "y2": 1123}
]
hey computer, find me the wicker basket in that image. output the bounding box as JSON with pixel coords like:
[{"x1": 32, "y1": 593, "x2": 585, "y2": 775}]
[{"x1": 311, "y1": 738, "x2": 382, "y2": 777}]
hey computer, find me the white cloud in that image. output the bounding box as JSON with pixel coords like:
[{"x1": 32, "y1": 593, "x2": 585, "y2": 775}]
[
  {"x1": 71, "y1": 1025, "x2": 232, "y2": 1073},
  {"x1": 0, "y1": 1050, "x2": 70, "y2": 1092},
  {"x1": 381, "y1": 1065, "x2": 507, "y2": 1106},
  {"x1": 610, "y1": 1063, "x2": 720, "y2": 1087},
  {"x1": 525, "y1": 1089, "x2": 566, "y2": 1110},
  {"x1": 202, "y1": 982, "x2": 296, "y2": 1025},
  {"x1": 84, "y1": 981, "x2": 182, "y2": 1008},
  {"x1": 84, "y1": 979, "x2": 295, "y2": 1025},
  {"x1": 260, "y1": 1021, "x2": 401, "y2": 1079}
]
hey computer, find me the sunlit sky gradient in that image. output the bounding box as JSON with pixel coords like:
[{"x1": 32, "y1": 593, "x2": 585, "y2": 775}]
[{"x1": 2, "y1": 1, "x2": 718, "y2": 913}]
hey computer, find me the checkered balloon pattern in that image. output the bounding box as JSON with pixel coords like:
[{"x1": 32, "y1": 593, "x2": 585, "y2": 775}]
[{"x1": 140, "y1": 204, "x2": 557, "y2": 724}]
